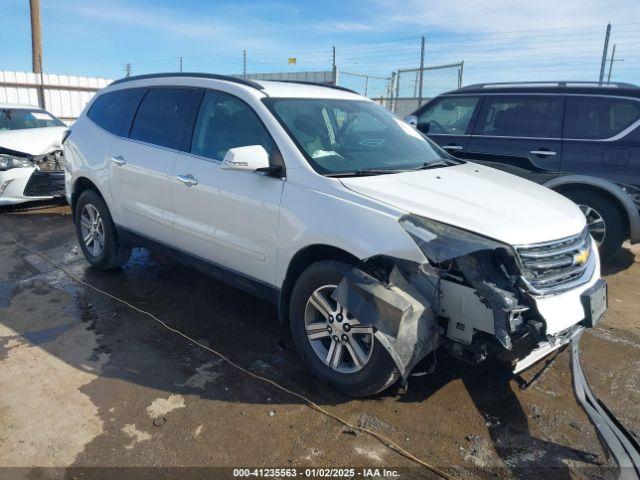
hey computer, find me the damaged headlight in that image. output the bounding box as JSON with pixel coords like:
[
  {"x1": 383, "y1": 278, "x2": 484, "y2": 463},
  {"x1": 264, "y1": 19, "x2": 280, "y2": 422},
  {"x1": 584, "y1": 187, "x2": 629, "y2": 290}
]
[
  {"x1": 0, "y1": 154, "x2": 34, "y2": 171},
  {"x1": 399, "y1": 214, "x2": 508, "y2": 264}
]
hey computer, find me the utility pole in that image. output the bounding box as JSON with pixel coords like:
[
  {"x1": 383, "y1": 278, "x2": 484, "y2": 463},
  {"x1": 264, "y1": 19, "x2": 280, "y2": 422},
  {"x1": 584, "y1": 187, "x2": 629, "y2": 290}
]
[
  {"x1": 599, "y1": 23, "x2": 611, "y2": 85},
  {"x1": 124, "y1": 63, "x2": 132, "y2": 78},
  {"x1": 29, "y1": 0, "x2": 45, "y2": 108},
  {"x1": 332, "y1": 46, "x2": 338, "y2": 86},
  {"x1": 607, "y1": 44, "x2": 624, "y2": 84},
  {"x1": 242, "y1": 50, "x2": 247, "y2": 78},
  {"x1": 417, "y1": 36, "x2": 425, "y2": 108},
  {"x1": 179, "y1": 56, "x2": 183, "y2": 72}
]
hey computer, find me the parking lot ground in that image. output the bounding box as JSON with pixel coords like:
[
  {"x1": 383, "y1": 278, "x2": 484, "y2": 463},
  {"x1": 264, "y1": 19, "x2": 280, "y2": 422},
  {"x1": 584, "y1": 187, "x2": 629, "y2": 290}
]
[{"x1": 0, "y1": 205, "x2": 638, "y2": 480}]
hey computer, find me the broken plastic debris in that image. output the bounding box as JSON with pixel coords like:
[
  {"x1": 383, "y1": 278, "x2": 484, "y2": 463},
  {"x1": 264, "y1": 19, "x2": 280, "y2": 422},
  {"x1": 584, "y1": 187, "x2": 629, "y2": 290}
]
[{"x1": 332, "y1": 266, "x2": 439, "y2": 383}]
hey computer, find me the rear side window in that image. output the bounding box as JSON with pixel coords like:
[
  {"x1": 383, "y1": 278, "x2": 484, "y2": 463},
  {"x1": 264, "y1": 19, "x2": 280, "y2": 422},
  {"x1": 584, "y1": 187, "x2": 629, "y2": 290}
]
[
  {"x1": 87, "y1": 88, "x2": 145, "y2": 136},
  {"x1": 564, "y1": 96, "x2": 640, "y2": 139},
  {"x1": 191, "y1": 91, "x2": 273, "y2": 160},
  {"x1": 417, "y1": 96, "x2": 479, "y2": 135},
  {"x1": 130, "y1": 88, "x2": 200, "y2": 150},
  {"x1": 475, "y1": 95, "x2": 564, "y2": 138}
]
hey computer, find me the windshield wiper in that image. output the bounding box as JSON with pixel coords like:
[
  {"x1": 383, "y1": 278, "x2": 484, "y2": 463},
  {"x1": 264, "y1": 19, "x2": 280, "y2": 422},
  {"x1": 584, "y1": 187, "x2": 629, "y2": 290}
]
[
  {"x1": 326, "y1": 168, "x2": 410, "y2": 177},
  {"x1": 410, "y1": 160, "x2": 455, "y2": 171}
]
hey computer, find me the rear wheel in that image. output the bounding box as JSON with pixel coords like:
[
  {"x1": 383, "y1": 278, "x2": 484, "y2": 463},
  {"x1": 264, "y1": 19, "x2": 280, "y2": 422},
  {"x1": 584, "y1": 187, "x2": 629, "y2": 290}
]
[
  {"x1": 289, "y1": 260, "x2": 399, "y2": 397},
  {"x1": 75, "y1": 189, "x2": 131, "y2": 269},
  {"x1": 563, "y1": 189, "x2": 625, "y2": 261}
]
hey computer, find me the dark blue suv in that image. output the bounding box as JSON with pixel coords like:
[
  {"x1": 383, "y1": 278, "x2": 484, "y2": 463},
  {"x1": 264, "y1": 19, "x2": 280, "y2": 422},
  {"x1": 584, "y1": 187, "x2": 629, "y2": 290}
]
[{"x1": 406, "y1": 81, "x2": 640, "y2": 260}]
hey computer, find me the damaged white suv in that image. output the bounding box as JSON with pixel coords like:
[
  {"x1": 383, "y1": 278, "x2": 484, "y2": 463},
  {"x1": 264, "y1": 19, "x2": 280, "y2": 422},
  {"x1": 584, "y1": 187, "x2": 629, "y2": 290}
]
[{"x1": 64, "y1": 74, "x2": 607, "y2": 397}]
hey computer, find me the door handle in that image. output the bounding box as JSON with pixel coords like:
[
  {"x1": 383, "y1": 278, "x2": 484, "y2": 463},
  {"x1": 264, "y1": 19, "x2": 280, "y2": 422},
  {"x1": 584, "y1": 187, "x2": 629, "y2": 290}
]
[
  {"x1": 177, "y1": 174, "x2": 198, "y2": 187},
  {"x1": 443, "y1": 145, "x2": 463, "y2": 151},
  {"x1": 530, "y1": 150, "x2": 557, "y2": 156},
  {"x1": 111, "y1": 155, "x2": 126, "y2": 165}
]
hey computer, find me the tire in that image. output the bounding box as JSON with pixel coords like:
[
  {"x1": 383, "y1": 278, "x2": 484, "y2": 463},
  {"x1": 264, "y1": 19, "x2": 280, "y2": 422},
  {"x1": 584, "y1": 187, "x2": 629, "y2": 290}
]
[
  {"x1": 289, "y1": 260, "x2": 399, "y2": 397},
  {"x1": 563, "y1": 189, "x2": 625, "y2": 261},
  {"x1": 74, "y1": 189, "x2": 131, "y2": 269}
]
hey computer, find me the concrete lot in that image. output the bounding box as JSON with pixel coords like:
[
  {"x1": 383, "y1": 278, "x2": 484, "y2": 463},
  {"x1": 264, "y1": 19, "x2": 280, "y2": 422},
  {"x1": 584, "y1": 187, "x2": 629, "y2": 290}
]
[{"x1": 0, "y1": 204, "x2": 639, "y2": 479}]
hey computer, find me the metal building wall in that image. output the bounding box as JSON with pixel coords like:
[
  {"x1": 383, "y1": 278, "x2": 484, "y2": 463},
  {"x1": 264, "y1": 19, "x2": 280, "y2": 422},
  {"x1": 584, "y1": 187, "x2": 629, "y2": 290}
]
[{"x1": 0, "y1": 71, "x2": 112, "y2": 123}]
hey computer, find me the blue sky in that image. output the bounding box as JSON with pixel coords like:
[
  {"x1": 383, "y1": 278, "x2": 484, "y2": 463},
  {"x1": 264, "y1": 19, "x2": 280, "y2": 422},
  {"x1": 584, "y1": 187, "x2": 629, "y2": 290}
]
[{"x1": 2, "y1": 0, "x2": 640, "y2": 97}]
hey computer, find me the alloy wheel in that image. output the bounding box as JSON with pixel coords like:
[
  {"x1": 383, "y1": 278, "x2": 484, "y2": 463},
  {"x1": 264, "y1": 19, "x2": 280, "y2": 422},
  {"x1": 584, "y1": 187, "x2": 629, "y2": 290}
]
[
  {"x1": 579, "y1": 204, "x2": 606, "y2": 245},
  {"x1": 304, "y1": 284, "x2": 374, "y2": 374},
  {"x1": 80, "y1": 204, "x2": 105, "y2": 257}
]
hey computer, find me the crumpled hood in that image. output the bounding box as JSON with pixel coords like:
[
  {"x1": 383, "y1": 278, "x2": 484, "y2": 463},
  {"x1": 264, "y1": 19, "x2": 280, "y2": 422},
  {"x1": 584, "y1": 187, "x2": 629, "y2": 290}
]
[
  {"x1": 340, "y1": 162, "x2": 586, "y2": 246},
  {"x1": 0, "y1": 126, "x2": 66, "y2": 156}
]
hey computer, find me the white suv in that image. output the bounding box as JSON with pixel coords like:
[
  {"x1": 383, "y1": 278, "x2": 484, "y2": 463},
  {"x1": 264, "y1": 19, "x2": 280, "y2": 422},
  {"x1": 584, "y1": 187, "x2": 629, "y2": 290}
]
[{"x1": 64, "y1": 73, "x2": 607, "y2": 397}]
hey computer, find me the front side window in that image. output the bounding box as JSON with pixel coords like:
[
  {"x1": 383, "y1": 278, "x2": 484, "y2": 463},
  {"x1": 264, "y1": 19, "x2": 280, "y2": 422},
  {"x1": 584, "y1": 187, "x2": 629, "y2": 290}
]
[
  {"x1": 191, "y1": 91, "x2": 273, "y2": 160},
  {"x1": 417, "y1": 96, "x2": 479, "y2": 135},
  {"x1": 564, "y1": 96, "x2": 640, "y2": 139},
  {"x1": 266, "y1": 99, "x2": 448, "y2": 175},
  {"x1": 475, "y1": 95, "x2": 564, "y2": 138},
  {"x1": 130, "y1": 88, "x2": 200, "y2": 150},
  {"x1": 0, "y1": 108, "x2": 64, "y2": 131},
  {"x1": 87, "y1": 88, "x2": 145, "y2": 137}
]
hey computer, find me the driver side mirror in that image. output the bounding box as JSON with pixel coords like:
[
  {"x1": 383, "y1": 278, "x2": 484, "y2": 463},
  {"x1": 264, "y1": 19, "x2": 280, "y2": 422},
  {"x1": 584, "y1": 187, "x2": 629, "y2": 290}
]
[{"x1": 221, "y1": 145, "x2": 270, "y2": 172}]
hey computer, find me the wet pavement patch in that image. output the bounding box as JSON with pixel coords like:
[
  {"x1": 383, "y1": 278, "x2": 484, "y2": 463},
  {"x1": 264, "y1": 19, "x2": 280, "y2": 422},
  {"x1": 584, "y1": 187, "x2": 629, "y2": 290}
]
[
  {"x1": 22, "y1": 322, "x2": 74, "y2": 346},
  {"x1": 0, "y1": 281, "x2": 14, "y2": 307}
]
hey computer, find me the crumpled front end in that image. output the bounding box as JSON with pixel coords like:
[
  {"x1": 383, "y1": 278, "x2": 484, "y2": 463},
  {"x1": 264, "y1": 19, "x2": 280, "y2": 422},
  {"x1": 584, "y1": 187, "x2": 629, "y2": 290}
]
[
  {"x1": 0, "y1": 148, "x2": 65, "y2": 205},
  {"x1": 331, "y1": 214, "x2": 605, "y2": 384}
]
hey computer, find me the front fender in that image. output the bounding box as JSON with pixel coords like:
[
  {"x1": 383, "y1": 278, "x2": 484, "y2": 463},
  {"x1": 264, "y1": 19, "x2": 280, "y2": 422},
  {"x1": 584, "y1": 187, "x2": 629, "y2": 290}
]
[{"x1": 544, "y1": 175, "x2": 640, "y2": 244}]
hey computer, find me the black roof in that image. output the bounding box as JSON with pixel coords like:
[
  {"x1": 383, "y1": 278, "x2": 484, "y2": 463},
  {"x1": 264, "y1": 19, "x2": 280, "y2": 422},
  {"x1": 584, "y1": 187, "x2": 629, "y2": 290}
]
[
  {"x1": 108, "y1": 72, "x2": 358, "y2": 95},
  {"x1": 445, "y1": 81, "x2": 640, "y2": 97},
  {"x1": 110, "y1": 72, "x2": 265, "y2": 90}
]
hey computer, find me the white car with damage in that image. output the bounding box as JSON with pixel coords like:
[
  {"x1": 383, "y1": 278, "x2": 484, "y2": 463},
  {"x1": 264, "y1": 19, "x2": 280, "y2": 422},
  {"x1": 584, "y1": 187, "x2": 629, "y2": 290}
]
[
  {"x1": 0, "y1": 103, "x2": 67, "y2": 206},
  {"x1": 63, "y1": 74, "x2": 607, "y2": 397}
]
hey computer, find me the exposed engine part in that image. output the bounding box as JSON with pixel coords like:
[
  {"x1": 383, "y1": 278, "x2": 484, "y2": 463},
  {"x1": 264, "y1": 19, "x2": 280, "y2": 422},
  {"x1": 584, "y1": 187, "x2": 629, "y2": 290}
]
[{"x1": 33, "y1": 150, "x2": 64, "y2": 171}]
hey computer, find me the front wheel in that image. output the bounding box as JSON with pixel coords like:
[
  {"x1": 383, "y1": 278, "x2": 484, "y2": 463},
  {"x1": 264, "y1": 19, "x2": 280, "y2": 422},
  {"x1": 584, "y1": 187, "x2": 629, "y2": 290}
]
[
  {"x1": 289, "y1": 260, "x2": 398, "y2": 397},
  {"x1": 563, "y1": 189, "x2": 625, "y2": 261}
]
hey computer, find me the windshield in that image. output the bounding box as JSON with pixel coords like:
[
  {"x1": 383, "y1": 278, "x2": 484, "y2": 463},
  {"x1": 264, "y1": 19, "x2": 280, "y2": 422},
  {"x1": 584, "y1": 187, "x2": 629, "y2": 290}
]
[
  {"x1": 266, "y1": 99, "x2": 451, "y2": 176},
  {"x1": 0, "y1": 109, "x2": 65, "y2": 131}
]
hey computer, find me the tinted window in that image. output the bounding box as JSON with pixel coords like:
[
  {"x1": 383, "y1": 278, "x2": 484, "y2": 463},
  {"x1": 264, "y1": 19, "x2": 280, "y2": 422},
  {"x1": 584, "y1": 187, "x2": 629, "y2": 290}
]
[
  {"x1": 564, "y1": 96, "x2": 640, "y2": 139},
  {"x1": 191, "y1": 91, "x2": 273, "y2": 160},
  {"x1": 475, "y1": 96, "x2": 564, "y2": 138},
  {"x1": 417, "y1": 96, "x2": 479, "y2": 134},
  {"x1": 87, "y1": 88, "x2": 145, "y2": 136},
  {"x1": 130, "y1": 88, "x2": 199, "y2": 150}
]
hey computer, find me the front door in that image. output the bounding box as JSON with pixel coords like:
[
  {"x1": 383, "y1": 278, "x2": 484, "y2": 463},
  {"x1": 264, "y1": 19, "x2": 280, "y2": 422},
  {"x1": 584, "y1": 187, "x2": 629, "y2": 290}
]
[
  {"x1": 415, "y1": 95, "x2": 481, "y2": 157},
  {"x1": 171, "y1": 90, "x2": 284, "y2": 285},
  {"x1": 466, "y1": 95, "x2": 565, "y2": 175}
]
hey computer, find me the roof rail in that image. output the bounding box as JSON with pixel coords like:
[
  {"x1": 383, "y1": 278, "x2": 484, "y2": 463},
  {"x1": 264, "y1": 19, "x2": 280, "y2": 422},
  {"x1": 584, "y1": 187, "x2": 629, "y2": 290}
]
[
  {"x1": 264, "y1": 80, "x2": 359, "y2": 94},
  {"x1": 459, "y1": 81, "x2": 639, "y2": 90},
  {"x1": 109, "y1": 72, "x2": 265, "y2": 91}
]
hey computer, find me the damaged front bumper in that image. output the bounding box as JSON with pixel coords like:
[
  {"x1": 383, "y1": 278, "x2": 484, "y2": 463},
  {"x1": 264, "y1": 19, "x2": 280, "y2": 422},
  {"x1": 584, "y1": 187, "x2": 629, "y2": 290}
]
[{"x1": 333, "y1": 215, "x2": 607, "y2": 383}]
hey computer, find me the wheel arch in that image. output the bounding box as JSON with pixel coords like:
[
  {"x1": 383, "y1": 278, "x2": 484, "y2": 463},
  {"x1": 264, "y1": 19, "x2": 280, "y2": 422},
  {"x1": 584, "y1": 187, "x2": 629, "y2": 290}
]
[
  {"x1": 278, "y1": 244, "x2": 361, "y2": 325},
  {"x1": 71, "y1": 177, "x2": 103, "y2": 216},
  {"x1": 544, "y1": 175, "x2": 638, "y2": 241}
]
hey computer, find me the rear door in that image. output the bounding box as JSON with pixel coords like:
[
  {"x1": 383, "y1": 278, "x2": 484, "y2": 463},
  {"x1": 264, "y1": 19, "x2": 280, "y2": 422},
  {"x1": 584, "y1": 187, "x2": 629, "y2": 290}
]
[
  {"x1": 562, "y1": 95, "x2": 640, "y2": 186},
  {"x1": 109, "y1": 87, "x2": 202, "y2": 245},
  {"x1": 414, "y1": 95, "x2": 481, "y2": 157},
  {"x1": 466, "y1": 94, "x2": 565, "y2": 174}
]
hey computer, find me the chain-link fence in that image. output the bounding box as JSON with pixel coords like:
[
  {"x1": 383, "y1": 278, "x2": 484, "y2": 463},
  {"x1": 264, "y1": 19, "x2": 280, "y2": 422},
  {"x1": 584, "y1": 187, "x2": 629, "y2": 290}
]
[{"x1": 373, "y1": 62, "x2": 464, "y2": 117}]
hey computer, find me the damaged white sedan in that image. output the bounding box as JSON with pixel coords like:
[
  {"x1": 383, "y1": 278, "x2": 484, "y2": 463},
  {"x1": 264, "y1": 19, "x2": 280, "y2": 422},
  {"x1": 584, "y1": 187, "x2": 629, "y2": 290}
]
[
  {"x1": 64, "y1": 74, "x2": 607, "y2": 397},
  {"x1": 0, "y1": 103, "x2": 67, "y2": 206}
]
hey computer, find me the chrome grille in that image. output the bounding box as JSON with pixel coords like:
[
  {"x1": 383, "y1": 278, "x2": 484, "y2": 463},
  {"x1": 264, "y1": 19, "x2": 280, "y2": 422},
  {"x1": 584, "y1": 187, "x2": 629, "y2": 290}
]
[{"x1": 515, "y1": 228, "x2": 593, "y2": 295}]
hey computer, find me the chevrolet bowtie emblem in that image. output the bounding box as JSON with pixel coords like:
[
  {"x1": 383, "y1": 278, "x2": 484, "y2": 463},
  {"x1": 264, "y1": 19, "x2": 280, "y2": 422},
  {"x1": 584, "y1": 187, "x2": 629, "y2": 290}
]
[{"x1": 573, "y1": 248, "x2": 590, "y2": 266}]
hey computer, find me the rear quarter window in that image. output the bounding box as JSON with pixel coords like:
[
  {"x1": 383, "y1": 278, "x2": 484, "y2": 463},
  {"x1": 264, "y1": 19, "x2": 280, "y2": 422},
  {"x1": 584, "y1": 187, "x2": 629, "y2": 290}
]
[
  {"x1": 87, "y1": 88, "x2": 146, "y2": 137},
  {"x1": 564, "y1": 96, "x2": 640, "y2": 139}
]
